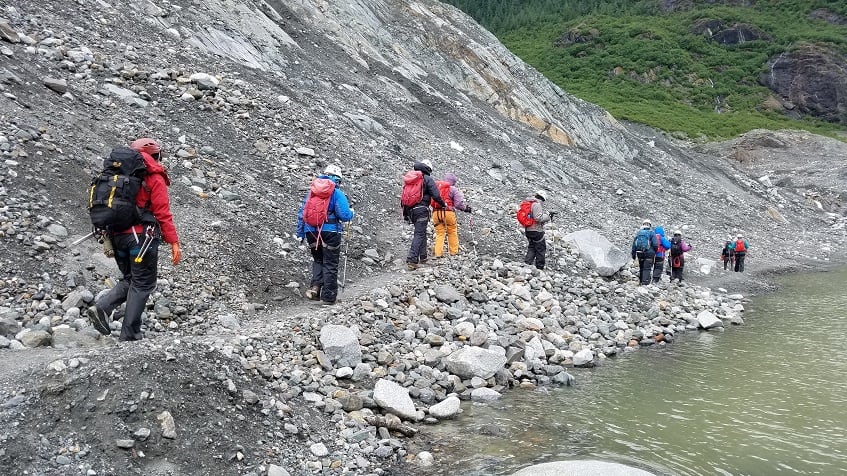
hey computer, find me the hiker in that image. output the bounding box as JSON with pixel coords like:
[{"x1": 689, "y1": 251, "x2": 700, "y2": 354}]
[
  {"x1": 87, "y1": 138, "x2": 182, "y2": 341},
  {"x1": 431, "y1": 172, "x2": 473, "y2": 258},
  {"x1": 402, "y1": 159, "x2": 446, "y2": 270},
  {"x1": 668, "y1": 230, "x2": 692, "y2": 282},
  {"x1": 652, "y1": 226, "x2": 672, "y2": 284},
  {"x1": 721, "y1": 237, "x2": 734, "y2": 271},
  {"x1": 519, "y1": 190, "x2": 554, "y2": 270},
  {"x1": 730, "y1": 234, "x2": 749, "y2": 272},
  {"x1": 630, "y1": 219, "x2": 658, "y2": 285},
  {"x1": 296, "y1": 164, "x2": 354, "y2": 305}
]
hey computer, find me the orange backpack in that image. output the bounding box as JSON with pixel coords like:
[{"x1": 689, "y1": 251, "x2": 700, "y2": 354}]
[
  {"x1": 302, "y1": 178, "x2": 336, "y2": 227},
  {"x1": 400, "y1": 170, "x2": 424, "y2": 207},
  {"x1": 431, "y1": 180, "x2": 453, "y2": 209},
  {"x1": 516, "y1": 200, "x2": 536, "y2": 227}
]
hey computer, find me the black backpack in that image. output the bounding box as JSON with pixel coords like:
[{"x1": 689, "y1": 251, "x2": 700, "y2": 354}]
[
  {"x1": 670, "y1": 237, "x2": 683, "y2": 257},
  {"x1": 87, "y1": 147, "x2": 149, "y2": 232}
]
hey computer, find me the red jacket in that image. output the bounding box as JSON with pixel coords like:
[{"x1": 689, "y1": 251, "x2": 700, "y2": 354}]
[{"x1": 126, "y1": 152, "x2": 179, "y2": 244}]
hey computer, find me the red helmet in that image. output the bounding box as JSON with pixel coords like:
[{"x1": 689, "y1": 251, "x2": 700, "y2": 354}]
[{"x1": 130, "y1": 138, "x2": 161, "y2": 156}]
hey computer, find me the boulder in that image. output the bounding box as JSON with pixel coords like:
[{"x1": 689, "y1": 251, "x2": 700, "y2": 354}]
[{"x1": 564, "y1": 229, "x2": 630, "y2": 276}]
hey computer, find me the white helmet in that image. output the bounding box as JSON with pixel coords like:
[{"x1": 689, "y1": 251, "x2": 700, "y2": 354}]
[
  {"x1": 324, "y1": 164, "x2": 343, "y2": 178},
  {"x1": 642, "y1": 219, "x2": 652, "y2": 227},
  {"x1": 421, "y1": 159, "x2": 433, "y2": 170},
  {"x1": 535, "y1": 190, "x2": 548, "y2": 201}
]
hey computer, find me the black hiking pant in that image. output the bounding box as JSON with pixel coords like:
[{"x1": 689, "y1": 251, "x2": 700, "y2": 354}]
[
  {"x1": 307, "y1": 230, "x2": 342, "y2": 303},
  {"x1": 734, "y1": 252, "x2": 746, "y2": 272},
  {"x1": 652, "y1": 256, "x2": 665, "y2": 283},
  {"x1": 96, "y1": 231, "x2": 160, "y2": 341},
  {"x1": 406, "y1": 206, "x2": 430, "y2": 264},
  {"x1": 635, "y1": 250, "x2": 655, "y2": 285},
  {"x1": 524, "y1": 230, "x2": 546, "y2": 270}
]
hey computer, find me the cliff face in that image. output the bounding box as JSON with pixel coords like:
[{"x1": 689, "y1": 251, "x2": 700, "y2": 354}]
[{"x1": 1, "y1": 0, "x2": 845, "y2": 307}]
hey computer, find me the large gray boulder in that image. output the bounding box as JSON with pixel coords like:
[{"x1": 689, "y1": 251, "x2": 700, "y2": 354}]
[
  {"x1": 564, "y1": 229, "x2": 630, "y2": 276},
  {"x1": 319, "y1": 325, "x2": 362, "y2": 368},
  {"x1": 443, "y1": 346, "x2": 506, "y2": 379}
]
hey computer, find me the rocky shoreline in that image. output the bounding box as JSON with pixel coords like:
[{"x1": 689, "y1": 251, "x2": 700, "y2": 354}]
[{"x1": 0, "y1": 240, "x2": 771, "y2": 475}]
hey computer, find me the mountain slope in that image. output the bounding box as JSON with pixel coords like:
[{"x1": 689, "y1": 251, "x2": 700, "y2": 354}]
[{"x1": 443, "y1": 0, "x2": 847, "y2": 139}]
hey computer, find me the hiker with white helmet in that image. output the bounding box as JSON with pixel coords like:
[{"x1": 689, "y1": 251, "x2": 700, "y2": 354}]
[
  {"x1": 518, "y1": 190, "x2": 553, "y2": 270},
  {"x1": 296, "y1": 164, "x2": 354, "y2": 305},
  {"x1": 631, "y1": 219, "x2": 658, "y2": 285},
  {"x1": 401, "y1": 159, "x2": 446, "y2": 270},
  {"x1": 729, "y1": 233, "x2": 749, "y2": 272},
  {"x1": 667, "y1": 229, "x2": 692, "y2": 282}
]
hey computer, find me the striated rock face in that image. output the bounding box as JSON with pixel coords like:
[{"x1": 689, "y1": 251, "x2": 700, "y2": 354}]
[
  {"x1": 809, "y1": 8, "x2": 847, "y2": 26},
  {"x1": 759, "y1": 45, "x2": 847, "y2": 124}
]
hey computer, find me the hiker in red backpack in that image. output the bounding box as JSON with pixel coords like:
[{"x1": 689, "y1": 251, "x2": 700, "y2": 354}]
[
  {"x1": 87, "y1": 138, "x2": 182, "y2": 341},
  {"x1": 519, "y1": 190, "x2": 553, "y2": 270},
  {"x1": 402, "y1": 159, "x2": 446, "y2": 270},
  {"x1": 296, "y1": 164, "x2": 354, "y2": 305},
  {"x1": 729, "y1": 233, "x2": 749, "y2": 272},
  {"x1": 652, "y1": 226, "x2": 672, "y2": 284},
  {"x1": 668, "y1": 230, "x2": 692, "y2": 282},
  {"x1": 432, "y1": 172, "x2": 472, "y2": 258}
]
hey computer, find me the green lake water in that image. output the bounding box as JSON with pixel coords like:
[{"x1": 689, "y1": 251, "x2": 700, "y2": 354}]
[{"x1": 422, "y1": 267, "x2": 847, "y2": 475}]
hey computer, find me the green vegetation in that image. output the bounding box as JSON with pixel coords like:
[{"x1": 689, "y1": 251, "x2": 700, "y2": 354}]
[{"x1": 442, "y1": 0, "x2": 847, "y2": 140}]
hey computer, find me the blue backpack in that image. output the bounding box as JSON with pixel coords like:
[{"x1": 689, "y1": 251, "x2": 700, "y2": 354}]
[{"x1": 634, "y1": 228, "x2": 653, "y2": 252}]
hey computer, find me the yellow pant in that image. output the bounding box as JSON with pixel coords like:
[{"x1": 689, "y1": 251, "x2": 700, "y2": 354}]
[{"x1": 433, "y1": 210, "x2": 459, "y2": 256}]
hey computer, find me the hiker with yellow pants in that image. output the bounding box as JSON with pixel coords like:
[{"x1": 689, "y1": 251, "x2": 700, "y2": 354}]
[{"x1": 431, "y1": 172, "x2": 472, "y2": 257}]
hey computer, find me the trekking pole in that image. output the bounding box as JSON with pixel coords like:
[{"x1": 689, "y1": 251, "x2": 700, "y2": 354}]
[
  {"x1": 469, "y1": 213, "x2": 476, "y2": 255},
  {"x1": 341, "y1": 218, "x2": 353, "y2": 293},
  {"x1": 134, "y1": 226, "x2": 155, "y2": 263},
  {"x1": 71, "y1": 231, "x2": 96, "y2": 246}
]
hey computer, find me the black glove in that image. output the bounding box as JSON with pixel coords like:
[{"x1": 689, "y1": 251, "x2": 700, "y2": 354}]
[
  {"x1": 465, "y1": 206, "x2": 473, "y2": 213},
  {"x1": 549, "y1": 211, "x2": 557, "y2": 220}
]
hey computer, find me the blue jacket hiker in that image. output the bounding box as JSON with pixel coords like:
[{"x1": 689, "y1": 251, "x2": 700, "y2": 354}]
[
  {"x1": 296, "y1": 164, "x2": 355, "y2": 305},
  {"x1": 651, "y1": 226, "x2": 672, "y2": 283},
  {"x1": 631, "y1": 219, "x2": 658, "y2": 285}
]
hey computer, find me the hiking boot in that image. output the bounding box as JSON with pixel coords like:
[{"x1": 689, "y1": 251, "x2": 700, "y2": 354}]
[
  {"x1": 87, "y1": 305, "x2": 111, "y2": 336},
  {"x1": 304, "y1": 285, "x2": 321, "y2": 301},
  {"x1": 320, "y1": 299, "x2": 337, "y2": 306},
  {"x1": 406, "y1": 263, "x2": 417, "y2": 271}
]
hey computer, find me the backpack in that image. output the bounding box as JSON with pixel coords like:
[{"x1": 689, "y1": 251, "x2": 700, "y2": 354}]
[
  {"x1": 734, "y1": 239, "x2": 746, "y2": 253},
  {"x1": 431, "y1": 180, "x2": 453, "y2": 210},
  {"x1": 516, "y1": 200, "x2": 536, "y2": 227},
  {"x1": 87, "y1": 147, "x2": 148, "y2": 232},
  {"x1": 655, "y1": 233, "x2": 666, "y2": 254},
  {"x1": 301, "y1": 178, "x2": 336, "y2": 227},
  {"x1": 400, "y1": 170, "x2": 424, "y2": 207},
  {"x1": 670, "y1": 237, "x2": 683, "y2": 257},
  {"x1": 634, "y1": 228, "x2": 653, "y2": 252}
]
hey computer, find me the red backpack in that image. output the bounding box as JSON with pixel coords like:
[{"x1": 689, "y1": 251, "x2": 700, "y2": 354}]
[
  {"x1": 431, "y1": 180, "x2": 453, "y2": 210},
  {"x1": 734, "y1": 239, "x2": 747, "y2": 252},
  {"x1": 516, "y1": 200, "x2": 536, "y2": 227},
  {"x1": 302, "y1": 178, "x2": 336, "y2": 227},
  {"x1": 400, "y1": 170, "x2": 424, "y2": 207}
]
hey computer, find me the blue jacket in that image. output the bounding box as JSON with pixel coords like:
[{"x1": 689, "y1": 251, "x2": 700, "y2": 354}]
[
  {"x1": 654, "y1": 226, "x2": 672, "y2": 258},
  {"x1": 296, "y1": 175, "x2": 354, "y2": 237},
  {"x1": 631, "y1": 226, "x2": 658, "y2": 258}
]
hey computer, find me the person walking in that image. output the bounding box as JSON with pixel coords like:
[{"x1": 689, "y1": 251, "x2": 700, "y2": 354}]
[
  {"x1": 431, "y1": 172, "x2": 473, "y2": 258},
  {"x1": 721, "y1": 237, "x2": 734, "y2": 271},
  {"x1": 296, "y1": 164, "x2": 355, "y2": 305},
  {"x1": 403, "y1": 159, "x2": 446, "y2": 270},
  {"x1": 520, "y1": 190, "x2": 553, "y2": 270},
  {"x1": 87, "y1": 138, "x2": 182, "y2": 341},
  {"x1": 631, "y1": 219, "x2": 658, "y2": 285},
  {"x1": 652, "y1": 226, "x2": 672, "y2": 284},
  {"x1": 668, "y1": 230, "x2": 692, "y2": 282},
  {"x1": 730, "y1": 233, "x2": 749, "y2": 272}
]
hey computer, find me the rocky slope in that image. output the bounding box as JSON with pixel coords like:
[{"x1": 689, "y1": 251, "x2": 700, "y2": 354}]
[{"x1": 0, "y1": 0, "x2": 845, "y2": 475}]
